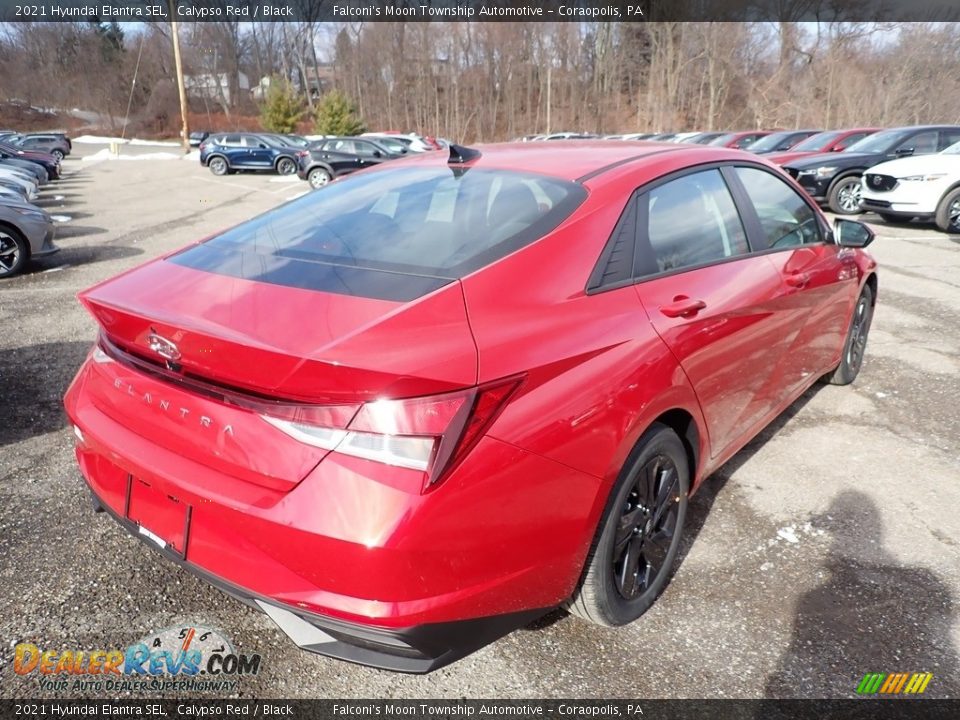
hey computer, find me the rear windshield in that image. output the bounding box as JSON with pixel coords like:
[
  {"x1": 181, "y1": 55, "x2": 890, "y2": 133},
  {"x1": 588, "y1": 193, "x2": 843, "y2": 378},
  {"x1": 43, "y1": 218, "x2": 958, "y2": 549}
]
[{"x1": 171, "y1": 166, "x2": 585, "y2": 301}]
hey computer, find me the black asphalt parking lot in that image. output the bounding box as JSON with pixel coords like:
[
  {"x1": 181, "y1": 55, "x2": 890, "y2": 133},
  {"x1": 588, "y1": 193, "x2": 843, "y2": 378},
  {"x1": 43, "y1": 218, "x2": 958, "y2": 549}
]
[{"x1": 1, "y1": 143, "x2": 958, "y2": 699}]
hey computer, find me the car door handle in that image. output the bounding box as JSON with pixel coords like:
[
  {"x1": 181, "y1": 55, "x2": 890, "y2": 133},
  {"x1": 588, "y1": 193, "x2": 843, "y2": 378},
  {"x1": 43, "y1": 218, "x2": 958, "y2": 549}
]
[
  {"x1": 659, "y1": 297, "x2": 707, "y2": 318},
  {"x1": 785, "y1": 271, "x2": 810, "y2": 288}
]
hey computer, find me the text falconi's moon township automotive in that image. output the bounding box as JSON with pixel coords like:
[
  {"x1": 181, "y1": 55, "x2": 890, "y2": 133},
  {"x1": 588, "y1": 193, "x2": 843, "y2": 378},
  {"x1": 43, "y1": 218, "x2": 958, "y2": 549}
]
[{"x1": 331, "y1": 4, "x2": 634, "y2": 18}]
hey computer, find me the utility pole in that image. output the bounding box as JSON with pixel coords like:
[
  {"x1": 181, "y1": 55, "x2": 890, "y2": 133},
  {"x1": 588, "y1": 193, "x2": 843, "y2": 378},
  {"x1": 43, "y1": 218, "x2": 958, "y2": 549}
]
[
  {"x1": 546, "y1": 63, "x2": 552, "y2": 134},
  {"x1": 171, "y1": 19, "x2": 190, "y2": 153}
]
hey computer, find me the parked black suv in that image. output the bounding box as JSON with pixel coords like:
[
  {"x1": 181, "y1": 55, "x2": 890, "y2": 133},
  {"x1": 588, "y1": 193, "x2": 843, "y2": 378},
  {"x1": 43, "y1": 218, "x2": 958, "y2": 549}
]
[
  {"x1": 296, "y1": 137, "x2": 400, "y2": 188},
  {"x1": 783, "y1": 125, "x2": 960, "y2": 214}
]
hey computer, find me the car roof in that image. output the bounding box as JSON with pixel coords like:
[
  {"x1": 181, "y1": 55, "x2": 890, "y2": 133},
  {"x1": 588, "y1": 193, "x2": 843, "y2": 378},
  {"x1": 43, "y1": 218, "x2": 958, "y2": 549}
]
[{"x1": 390, "y1": 140, "x2": 738, "y2": 182}]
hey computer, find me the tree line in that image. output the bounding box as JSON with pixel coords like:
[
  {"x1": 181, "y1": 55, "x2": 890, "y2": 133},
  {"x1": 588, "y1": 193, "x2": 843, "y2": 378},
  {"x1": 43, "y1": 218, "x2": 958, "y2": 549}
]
[{"x1": 1, "y1": 21, "x2": 959, "y2": 140}]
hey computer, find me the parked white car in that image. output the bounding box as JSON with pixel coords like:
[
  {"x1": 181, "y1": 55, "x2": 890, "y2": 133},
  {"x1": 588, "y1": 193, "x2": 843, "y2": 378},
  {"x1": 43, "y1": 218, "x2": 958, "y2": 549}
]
[{"x1": 862, "y1": 141, "x2": 960, "y2": 233}]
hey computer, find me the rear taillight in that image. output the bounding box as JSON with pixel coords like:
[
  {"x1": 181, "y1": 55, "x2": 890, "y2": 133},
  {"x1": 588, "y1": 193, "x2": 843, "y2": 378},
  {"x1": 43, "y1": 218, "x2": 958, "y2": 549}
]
[{"x1": 260, "y1": 378, "x2": 522, "y2": 491}]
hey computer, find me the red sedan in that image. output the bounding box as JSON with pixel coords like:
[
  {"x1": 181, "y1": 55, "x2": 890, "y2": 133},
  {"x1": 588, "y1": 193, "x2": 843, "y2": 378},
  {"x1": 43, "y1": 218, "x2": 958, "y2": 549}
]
[{"x1": 64, "y1": 142, "x2": 878, "y2": 672}]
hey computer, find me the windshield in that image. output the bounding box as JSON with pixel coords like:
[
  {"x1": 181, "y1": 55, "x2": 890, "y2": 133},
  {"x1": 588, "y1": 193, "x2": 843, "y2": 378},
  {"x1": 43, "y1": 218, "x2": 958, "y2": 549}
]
[
  {"x1": 170, "y1": 167, "x2": 586, "y2": 301},
  {"x1": 746, "y1": 132, "x2": 796, "y2": 153},
  {"x1": 790, "y1": 131, "x2": 842, "y2": 152},
  {"x1": 845, "y1": 130, "x2": 909, "y2": 154}
]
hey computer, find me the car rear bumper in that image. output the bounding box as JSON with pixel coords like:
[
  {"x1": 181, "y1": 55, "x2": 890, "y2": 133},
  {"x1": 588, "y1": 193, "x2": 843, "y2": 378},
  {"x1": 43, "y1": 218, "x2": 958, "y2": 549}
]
[
  {"x1": 63, "y1": 351, "x2": 600, "y2": 670},
  {"x1": 85, "y1": 483, "x2": 545, "y2": 673}
]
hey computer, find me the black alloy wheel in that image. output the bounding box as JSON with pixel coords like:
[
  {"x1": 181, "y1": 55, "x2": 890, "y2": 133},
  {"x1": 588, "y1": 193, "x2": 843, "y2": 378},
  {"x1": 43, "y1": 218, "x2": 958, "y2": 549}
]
[{"x1": 612, "y1": 454, "x2": 683, "y2": 600}]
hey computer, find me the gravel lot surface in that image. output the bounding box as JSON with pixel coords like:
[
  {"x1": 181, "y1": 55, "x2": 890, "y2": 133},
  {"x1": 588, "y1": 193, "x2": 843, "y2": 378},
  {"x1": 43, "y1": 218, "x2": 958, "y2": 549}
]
[{"x1": 1, "y1": 143, "x2": 958, "y2": 699}]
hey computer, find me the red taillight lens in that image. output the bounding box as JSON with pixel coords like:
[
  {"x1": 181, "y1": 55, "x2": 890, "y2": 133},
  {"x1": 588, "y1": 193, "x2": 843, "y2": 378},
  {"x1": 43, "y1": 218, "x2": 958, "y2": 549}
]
[{"x1": 260, "y1": 377, "x2": 522, "y2": 491}]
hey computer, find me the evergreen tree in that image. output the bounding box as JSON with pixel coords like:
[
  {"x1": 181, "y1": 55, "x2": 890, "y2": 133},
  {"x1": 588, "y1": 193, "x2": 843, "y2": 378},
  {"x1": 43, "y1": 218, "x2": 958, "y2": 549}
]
[
  {"x1": 314, "y1": 90, "x2": 366, "y2": 136},
  {"x1": 260, "y1": 77, "x2": 305, "y2": 134}
]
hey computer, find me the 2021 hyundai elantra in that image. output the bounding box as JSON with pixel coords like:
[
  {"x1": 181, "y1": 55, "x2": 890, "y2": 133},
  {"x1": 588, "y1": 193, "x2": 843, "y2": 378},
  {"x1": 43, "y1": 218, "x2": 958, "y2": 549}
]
[{"x1": 64, "y1": 142, "x2": 878, "y2": 672}]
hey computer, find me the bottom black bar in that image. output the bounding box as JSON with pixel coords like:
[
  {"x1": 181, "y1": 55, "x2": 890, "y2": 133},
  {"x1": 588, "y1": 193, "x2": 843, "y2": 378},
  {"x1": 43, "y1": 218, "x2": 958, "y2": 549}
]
[{"x1": 0, "y1": 700, "x2": 957, "y2": 720}]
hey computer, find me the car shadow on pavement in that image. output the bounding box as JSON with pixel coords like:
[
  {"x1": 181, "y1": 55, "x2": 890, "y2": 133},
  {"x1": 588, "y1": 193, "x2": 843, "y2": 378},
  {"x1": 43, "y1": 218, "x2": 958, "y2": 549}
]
[
  {"x1": 54, "y1": 224, "x2": 107, "y2": 239},
  {"x1": 763, "y1": 490, "x2": 959, "y2": 698},
  {"x1": 677, "y1": 382, "x2": 826, "y2": 570},
  {"x1": 0, "y1": 340, "x2": 90, "y2": 447}
]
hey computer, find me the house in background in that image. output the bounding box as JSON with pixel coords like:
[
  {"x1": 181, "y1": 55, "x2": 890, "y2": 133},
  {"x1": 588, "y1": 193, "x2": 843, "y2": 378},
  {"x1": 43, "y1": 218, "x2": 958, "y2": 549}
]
[
  {"x1": 184, "y1": 72, "x2": 250, "y2": 106},
  {"x1": 251, "y1": 65, "x2": 335, "y2": 102}
]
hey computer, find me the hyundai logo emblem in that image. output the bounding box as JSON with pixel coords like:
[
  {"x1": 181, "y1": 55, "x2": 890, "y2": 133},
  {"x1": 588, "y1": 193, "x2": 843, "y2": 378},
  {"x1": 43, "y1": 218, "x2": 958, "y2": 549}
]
[{"x1": 147, "y1": 330, "x2": 181, "y2": 362}]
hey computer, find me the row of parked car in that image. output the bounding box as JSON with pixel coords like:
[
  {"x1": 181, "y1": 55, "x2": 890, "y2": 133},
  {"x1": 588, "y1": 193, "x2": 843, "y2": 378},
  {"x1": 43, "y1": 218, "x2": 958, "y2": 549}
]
[
  {"x1": 197, "y1": 131, "x2": 443, "y2": 188},
  {"x1": 522, "y1": 126, "x2": 960, "y2": 233},
  {"x1": 197, "y1": 125, "x2": 960, "y2": 234},
  {"x1": 0, "y1": 130, "x2": 65, "y2": 278}
]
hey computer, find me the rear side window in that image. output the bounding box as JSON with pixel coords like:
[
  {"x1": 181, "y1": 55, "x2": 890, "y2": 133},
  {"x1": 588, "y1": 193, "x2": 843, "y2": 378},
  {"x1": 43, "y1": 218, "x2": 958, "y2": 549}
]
[
  {"x1": 170, "y1": 167, "x2": 586, "y2": 301},
  {"x1": 640, "y1": 169, "x2": 749, "y2": 275},
  {"x1": 735, "y1": 167, "x2": 821, "y2": 249}
]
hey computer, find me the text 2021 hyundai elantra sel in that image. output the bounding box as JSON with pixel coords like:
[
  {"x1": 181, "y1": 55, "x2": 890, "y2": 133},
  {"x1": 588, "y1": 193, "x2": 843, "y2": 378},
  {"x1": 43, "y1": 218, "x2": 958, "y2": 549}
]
[{"x1": 64, "y1": 142, "x2": 878, "y2": 672}]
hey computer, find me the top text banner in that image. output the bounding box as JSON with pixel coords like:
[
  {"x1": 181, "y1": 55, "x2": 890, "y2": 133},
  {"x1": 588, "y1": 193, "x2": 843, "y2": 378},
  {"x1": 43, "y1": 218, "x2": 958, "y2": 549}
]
[{"x1": 2, "y1": 0, "x2": 959, "y2": 22}]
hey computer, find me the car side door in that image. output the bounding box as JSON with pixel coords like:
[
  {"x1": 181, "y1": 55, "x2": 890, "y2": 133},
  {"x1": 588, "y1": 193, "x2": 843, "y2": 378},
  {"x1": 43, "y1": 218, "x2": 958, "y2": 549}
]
[
  {"x1": 329, "y1": 140, "x2": 363, "y2": 174},
  {"x1": 219, "y1": 134, "x2": 246, "y2": 167},
  {"x1": 245, "y1": 135, "x2": 274, "y2": 168},
  {"x1": 729, "y1": 165, "x2": 860, "y2": 394},
  {"x1": 353, "y1": 140, "x2": 386, "y2": 168},
  {"x1": 631, "y1": 167, "x2": 793, "y2": 459}
]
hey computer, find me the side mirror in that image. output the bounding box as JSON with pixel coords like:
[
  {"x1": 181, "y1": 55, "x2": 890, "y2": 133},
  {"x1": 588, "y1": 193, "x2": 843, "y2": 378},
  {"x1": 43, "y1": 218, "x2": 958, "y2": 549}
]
[
  {"x1": 895, "y1": 147, "x2": 914, "y2": 156},
  {"x1": 259, "y1": 143, "x2": 268, "y2": 149},
  {"x1": 831, "y1": 146, "x2": 844, "y2": 152},
  {"x1": 372, "y1": 150, "x2": 382, "y2": 158},
  {"x1": 834, "y1": 218, "x2": 875, "y2": 248}
]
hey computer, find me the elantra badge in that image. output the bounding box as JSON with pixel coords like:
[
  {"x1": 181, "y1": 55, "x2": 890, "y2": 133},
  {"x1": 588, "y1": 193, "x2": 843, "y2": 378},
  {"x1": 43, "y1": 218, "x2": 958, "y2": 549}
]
[{"x1": 147, "y1": 330, "x2": 181, "y2": 362}]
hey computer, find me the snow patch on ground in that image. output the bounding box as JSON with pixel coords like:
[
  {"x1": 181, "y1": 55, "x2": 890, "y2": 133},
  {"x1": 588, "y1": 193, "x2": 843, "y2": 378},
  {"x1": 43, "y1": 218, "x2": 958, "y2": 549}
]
[
  {"x1": 183, "y1": 151, "x2": 200, "y2": 161},
  {"x1": 82, "y1": 149, "x2": 181, "y2": 163},
  {"x1": 268, "y1": 175, "x2": 301, "y2": 183},
  {"x1": 776, "y1": 527, "x2": 800, "y2": 544},
  {"x1": 50, "y1": 214, "x2": 71, "y2": 223},
  {"x1": 73, "y1": 135, "x2": 180, "y2": 147}
]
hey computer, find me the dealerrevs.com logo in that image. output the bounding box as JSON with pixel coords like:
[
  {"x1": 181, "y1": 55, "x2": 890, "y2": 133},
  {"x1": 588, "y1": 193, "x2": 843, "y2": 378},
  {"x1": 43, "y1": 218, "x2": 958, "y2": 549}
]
[{"x1": 13, "y1": 626, "x2": 261, "y2": 693}]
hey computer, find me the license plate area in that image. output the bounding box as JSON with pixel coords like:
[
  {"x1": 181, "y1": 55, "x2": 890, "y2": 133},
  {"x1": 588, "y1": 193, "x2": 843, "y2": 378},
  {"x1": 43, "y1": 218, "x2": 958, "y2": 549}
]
[{"x1": 124, "y1": 475, "x2": 191, "y2": 560}]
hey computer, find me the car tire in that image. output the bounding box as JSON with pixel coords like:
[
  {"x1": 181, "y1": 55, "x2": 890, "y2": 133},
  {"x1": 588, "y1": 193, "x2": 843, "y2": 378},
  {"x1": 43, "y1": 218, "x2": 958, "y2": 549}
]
[
  {"x1": 824, "y1": 283, "x2": 874, "y2": 386},
  {"x1": 52, "y1": 149, "x2": 65, "y2": 162},
  {"x1": 566, "y1": 423, "x2": 689, "y2": 627},
  {"x1": 208, "y1": 157, "x2": 229, "y2": 176},
  {"x1": 0, "y1": 225, "x2": 29, "y2": 278},
  {"x1": 828, "y1": 175, "x2": 864, "y2": 215},
  {"x1": 934, "y1": 187, "x2": 960, "y2": 234},
  {"x1": 276, "y1": 157, "x2": 296, "y2": 176},
  {"x1": 308, "y1": 167, "x2": 332, "y2": 189}
]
